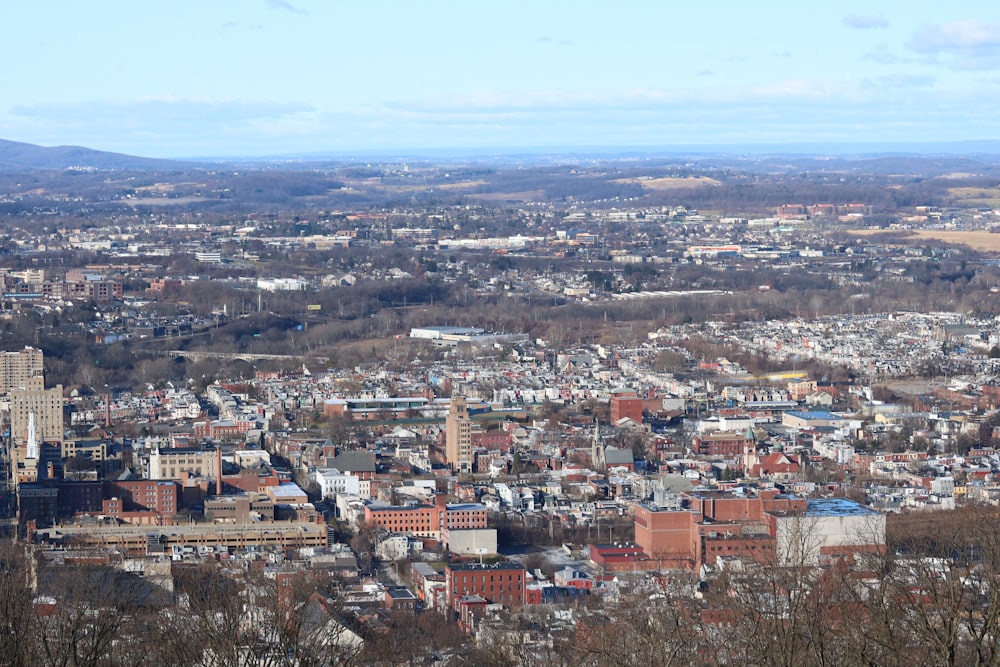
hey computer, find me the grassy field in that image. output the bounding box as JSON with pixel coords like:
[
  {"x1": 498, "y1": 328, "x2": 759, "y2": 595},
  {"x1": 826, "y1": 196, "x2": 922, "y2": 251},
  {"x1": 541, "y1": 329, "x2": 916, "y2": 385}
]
[
  {"x1": 341, "y1": 178, "x2": 488, "y2": 194},
  {"x1": 467, "y1": 190, "x2": 546, "y2": 202},
  {"x1": 615, "y1": 176, "x2": 722, "y2": 190},
  {"x1": 850, "y1": 229, "x2": 1000, "y2": 252},
  {"x1": 947, "y1": 186, "x2": 1000, "y2": 208},
  {"x1": 123, "y1": 196, "x2": 209, "y2": 206}
]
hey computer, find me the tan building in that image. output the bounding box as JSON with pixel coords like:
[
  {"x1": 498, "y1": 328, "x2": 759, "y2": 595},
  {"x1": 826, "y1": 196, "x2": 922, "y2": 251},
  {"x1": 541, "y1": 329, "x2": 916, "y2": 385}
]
[
  {"x1": 34, "y1": 520, "x2": 328, "y2": 555},
  {"x1": 10, "y1": 385, "x2": 64, "y2": 448},
  {"x1": 0, "y1": 346, "x2": 44, "y2": 394},
  {"x1": 445, "y1": 397, "x2": 473, "y2": 474},
  {"x1": 204, "y1": 494, "x2": 275, "y2": 522},
  {"x1": 148, "y1": 446, "x2": 220, "y2": 483}
]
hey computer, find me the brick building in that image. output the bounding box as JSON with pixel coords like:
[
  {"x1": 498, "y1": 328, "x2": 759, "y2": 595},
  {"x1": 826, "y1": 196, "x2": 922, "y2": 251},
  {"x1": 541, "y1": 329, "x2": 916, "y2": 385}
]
[
  {"x1": 103, "y1": 479, "x2": 178, "y2": 517},
  {"x1": 193, "y1": 417, "x2": 265, "y2": 441},
  {"x1": 633, "y1": 489, "x2": 805, "y2": 569},
  {"x1": 610, "y1": 390, "x2": 644, "y2": 424},
  {"x1": 446, "y1": 562, "x2": 526, "y2": 609},
  {"x1": 633, "y1": 490, "x2": 883, "y2": 570},
  {"x1": 691, "y1": 430, "x2": 754, "y2": 459},
  {"x1": 363, "y1": 494, "x2": 487, "y2": 542},
  {"x1": 472, "y1": 429, "x2": 512, "y2": 451},
  {"x1": 18, "y1": 479, "x2": 179, "y2": 527}
]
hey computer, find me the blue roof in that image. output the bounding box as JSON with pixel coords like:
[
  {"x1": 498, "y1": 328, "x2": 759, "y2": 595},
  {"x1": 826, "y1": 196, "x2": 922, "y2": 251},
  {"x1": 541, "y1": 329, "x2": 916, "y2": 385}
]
[
  {"x1": 787, "y1": 411, "x2": 840, "y2": 420},
  {"x1": 806, "y1": 498, "x2": 878, "y2": 517},
  {"x1": 270, "y1": 483, "x2": 306, "y2": 498}
]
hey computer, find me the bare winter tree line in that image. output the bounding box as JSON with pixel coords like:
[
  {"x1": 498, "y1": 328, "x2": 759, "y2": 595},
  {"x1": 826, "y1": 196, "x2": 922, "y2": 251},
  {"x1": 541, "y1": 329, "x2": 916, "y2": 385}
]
[
  {"x1": 3, "y1": 507, "x2": 1000, "y2": 665},
  {"x1": 0, "y1": 544, "x2": 463, "y2": 667},
  {"x1": 467, "y1": 507, "x2": 1000, "y2": 667}
]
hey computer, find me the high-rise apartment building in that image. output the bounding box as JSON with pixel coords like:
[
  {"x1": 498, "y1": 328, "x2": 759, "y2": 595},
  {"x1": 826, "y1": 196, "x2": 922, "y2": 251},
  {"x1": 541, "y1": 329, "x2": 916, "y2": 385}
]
[
  {"x1": 0, "y1": 346, "x2": 44, "y2": 394},
  {"x1": 10, "y1": 385, "x2": 64, "y2": 448},
  {"x1": 445, "y1": 397, "x2": 473, "y2": 474}
]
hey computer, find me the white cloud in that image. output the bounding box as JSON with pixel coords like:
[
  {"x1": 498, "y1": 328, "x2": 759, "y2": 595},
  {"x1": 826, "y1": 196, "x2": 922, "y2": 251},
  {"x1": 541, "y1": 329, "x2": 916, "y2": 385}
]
[
  {"x1": 869, "y1": 74, "x2": 936, "y2": 89},
  {"x1": 265, "y1": 0, "x2": 306, "y2": 14},
  {"x1": 385, "y1": 80, "x2": 865, "y2": 116},
  {"x1": 4, "y1": 79, "x2": 1000, "y2": 157},
  {"x1": 862, "y1": 45, "x2": 909, "y2": 65},
  {"x1": 843, "y1": 14, "x2": 889, "y2": 30},
  {"x1": 6, "y1": 98, "x2": 316, "y2": 153},
  {"x1": 10, "y1": 98, "x2": 313, "y2": 123},
  {"x1": 908, "y1": 20, "x2": 1000, "y2": 69}
]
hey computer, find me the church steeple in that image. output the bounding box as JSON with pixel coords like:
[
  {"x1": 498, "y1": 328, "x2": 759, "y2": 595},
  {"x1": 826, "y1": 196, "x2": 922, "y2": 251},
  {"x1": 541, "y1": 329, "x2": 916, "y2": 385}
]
[
  {"x1": 26, "y1": 411, "x2": 38, "y2": 460},
  {"x1": 592, "y1": 418, "x2": 606, "y2": 471},
  {"x1": 742, "y1": 425, "x2": 758, "y2": 473}
]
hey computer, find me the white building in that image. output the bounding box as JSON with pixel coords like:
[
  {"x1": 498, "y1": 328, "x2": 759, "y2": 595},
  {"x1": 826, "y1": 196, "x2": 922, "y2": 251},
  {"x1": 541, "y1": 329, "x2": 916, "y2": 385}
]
[
  {"x1": 257, "y1": 277, "x2": 307, "y2": 292},
  {"x1": 314, "y1": 468, "x2": 360, "y2": 499}
]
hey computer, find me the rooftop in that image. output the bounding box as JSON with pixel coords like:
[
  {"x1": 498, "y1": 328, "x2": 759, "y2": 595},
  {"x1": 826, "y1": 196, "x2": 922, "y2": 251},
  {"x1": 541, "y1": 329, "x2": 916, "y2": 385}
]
[
  {"x1": 269, "y1": 483, "x2": 306, "y2": 498},
  {"x1": 387, "y1": 587, "x2": 418, "y2": 600},
  {"x1": 448, "y1": 561, "x2": 526, "y2": 572},
  {"x1": 806, "y1": 498, "x2": 879, "y2": 517},
  {"x1": 786, "y1": 411, "x2": 840, "y2": 420}
]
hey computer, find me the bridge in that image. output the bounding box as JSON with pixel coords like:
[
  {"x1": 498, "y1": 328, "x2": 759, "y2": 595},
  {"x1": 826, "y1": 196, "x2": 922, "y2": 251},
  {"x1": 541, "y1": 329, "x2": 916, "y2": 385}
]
[{"x1": 164, "y1": 350, "x2": 324, "y2": 363}]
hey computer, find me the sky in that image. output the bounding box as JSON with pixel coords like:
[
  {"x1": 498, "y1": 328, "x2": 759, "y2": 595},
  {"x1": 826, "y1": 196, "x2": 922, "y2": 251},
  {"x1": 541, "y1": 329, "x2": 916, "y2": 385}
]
[{"x1": 2, "y1": 0, "x2": 1000, "y2": 158}]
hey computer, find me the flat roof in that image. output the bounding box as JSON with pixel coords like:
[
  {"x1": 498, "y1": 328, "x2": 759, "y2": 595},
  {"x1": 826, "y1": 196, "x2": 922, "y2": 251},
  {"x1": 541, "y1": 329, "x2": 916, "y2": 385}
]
[
  {"x1": 448, "y1": 561, "x2": 526, "y2": 572},
  {"x1": 786, "y1": 411, "x2": 839, "y2": 420},
  {"x1": 154, "y1": 447, "x2": 214, "y2": 454},
  {"x1": 412, "y1": 326, "x2": 484, "y2": 335},
  {"x1": 269, "y1": 483, "x2": 306, "y2": 498},
  {"x1": 387, "y1": 587, "x2": 418, "y2": 600},
  {"x1": 806, "y1": 498, "x2": 879, "y2": 517},
  {"x1": 447, "y1": 503, "x2": 487, "y2": 511},
  {"x1": 37, "y1": 521, "x2": 326, "y2": 539}
]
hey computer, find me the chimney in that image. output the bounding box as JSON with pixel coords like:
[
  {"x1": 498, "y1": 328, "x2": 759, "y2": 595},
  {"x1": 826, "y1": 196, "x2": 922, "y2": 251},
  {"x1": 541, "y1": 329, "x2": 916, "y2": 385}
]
[{"x1": 216, "y1": 446, "x2": 223, "y2": 496}]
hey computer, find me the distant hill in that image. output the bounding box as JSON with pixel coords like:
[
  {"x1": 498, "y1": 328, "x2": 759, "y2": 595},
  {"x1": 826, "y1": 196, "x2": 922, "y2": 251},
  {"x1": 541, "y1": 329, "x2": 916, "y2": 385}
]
[{"x1": 0, "y1": 138, "x2": 202, "y2": 171}]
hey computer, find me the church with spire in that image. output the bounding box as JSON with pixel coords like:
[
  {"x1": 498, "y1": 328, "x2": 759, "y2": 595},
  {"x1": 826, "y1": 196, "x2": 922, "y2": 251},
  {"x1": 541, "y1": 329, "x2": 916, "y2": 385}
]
[{"x1": 591, "y1": 418, "x2": 636, "y2": 473}]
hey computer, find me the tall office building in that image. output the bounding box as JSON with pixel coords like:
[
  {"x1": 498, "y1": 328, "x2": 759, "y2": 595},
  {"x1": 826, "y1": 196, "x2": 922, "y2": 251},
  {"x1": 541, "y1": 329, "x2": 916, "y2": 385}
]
[{"x1": 445, "y1": 397, "x2": 473, "y2": 474}]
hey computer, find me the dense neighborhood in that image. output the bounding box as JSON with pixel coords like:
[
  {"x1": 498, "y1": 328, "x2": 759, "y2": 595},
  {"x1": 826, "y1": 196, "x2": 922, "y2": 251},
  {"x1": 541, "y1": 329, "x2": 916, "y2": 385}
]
[{"x1": 2, "y1": 154, "x2": 1000, "y2": 664}]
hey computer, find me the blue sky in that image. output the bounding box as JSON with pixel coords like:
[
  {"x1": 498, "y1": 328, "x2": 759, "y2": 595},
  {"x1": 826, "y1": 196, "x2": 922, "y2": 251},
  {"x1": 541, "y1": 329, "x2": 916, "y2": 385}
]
[{"x1": 2, "y1": 0, "x2": 1000, "y2": 158}]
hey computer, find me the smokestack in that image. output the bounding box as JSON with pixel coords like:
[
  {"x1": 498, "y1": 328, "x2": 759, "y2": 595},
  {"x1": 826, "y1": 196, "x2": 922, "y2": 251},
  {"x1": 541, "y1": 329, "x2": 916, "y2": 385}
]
[
  {"x1": 105, "y1": 394, "x2": 110, "y2": 428},
  {"x1": 216, "y1": 446, "x2": 223, "y2": 496}
]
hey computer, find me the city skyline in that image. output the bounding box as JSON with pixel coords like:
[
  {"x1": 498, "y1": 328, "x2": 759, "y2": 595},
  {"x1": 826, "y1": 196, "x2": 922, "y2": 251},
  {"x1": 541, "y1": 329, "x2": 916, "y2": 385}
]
[{"x1": 2, "y1": 1, "x2": 1000, "y2": 158}]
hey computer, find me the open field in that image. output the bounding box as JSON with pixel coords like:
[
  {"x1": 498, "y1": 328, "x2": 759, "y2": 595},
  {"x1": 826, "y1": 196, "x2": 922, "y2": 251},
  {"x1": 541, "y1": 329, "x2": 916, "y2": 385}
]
[
  {"x1": 134, "y1": 182, "x2": 207, "y2": 194},
  {"x1": 947, "y1": 186, "x2": 1000, "y2": 207},
  {"x1": 341, "y1": 178, "x2": 488, "y2": 194},
  {"x1": 849, "y1": 229, "x2": 1000, "y2": 252},
  {"x1": 123, "y1": 196, "x2": 210, "y2": 206},
  {"x1": 615, "y1": 176, "x2": 721, "y2": 190},
  {"x1": 467, "y1": 190, "x2": 546, "y2": 202}
]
